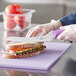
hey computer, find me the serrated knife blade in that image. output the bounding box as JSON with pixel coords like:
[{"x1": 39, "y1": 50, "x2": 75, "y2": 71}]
[{"x1": 7, "y1": 36, "x2": 53, "y2": 42}]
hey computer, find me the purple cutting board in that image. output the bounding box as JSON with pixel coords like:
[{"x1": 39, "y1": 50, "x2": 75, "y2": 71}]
[{"x1": 0, "y1": 42, "x2": 71, "y2": 70}]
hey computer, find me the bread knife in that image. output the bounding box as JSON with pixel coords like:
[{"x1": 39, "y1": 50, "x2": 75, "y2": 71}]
[
  {"x1": 7, "y1": 36, "x2": 53, "y2": 42},
  {"x1": 7, "y1": 30, "x2": 63, "y2": 42}
]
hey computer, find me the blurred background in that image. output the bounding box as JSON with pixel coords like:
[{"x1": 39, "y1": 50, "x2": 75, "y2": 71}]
[{"x1": 0, "y1": 0, "x2": 76, "y2": 24}]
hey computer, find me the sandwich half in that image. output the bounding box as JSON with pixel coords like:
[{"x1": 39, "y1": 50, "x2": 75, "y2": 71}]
[{"x1": 2, "y1": 42, "x2": 46, "y2": 59}]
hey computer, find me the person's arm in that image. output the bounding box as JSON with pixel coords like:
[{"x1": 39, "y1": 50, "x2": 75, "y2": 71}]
[
  {"x1": 59, "y1": 12, "x2": 76, "y2": 26},
  {"x1": 26, "y1": 12, "x2": 76, "y2": 37},
  {"x1": 57, "y1": 24, "x2": 76, "y2": 42}
]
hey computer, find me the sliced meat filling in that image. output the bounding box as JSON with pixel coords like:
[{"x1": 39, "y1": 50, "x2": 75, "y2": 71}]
[{"x1": 2, "y1": 45, "x2": 46, "y2": 55}]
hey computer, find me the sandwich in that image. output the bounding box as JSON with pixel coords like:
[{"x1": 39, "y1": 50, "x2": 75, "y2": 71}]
[{"x1": 2, "y1": 42, "x2": 46, "y2": 59}]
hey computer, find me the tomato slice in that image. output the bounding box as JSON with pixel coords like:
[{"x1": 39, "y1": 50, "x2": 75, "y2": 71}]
[
  {"x1": 9, "y1": 47, "x2": 32, "y2": 52},
  {"x1": 9, "y1": 49, "x2": 21, "y2": 52}
]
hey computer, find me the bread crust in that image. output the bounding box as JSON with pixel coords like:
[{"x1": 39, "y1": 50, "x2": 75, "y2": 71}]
[
  {"x1": 3, "y1": 48, "x2": 45, "y2": 59},
  {"x1": 6, "y1": 42, "x2": 43, "y2": 50}
]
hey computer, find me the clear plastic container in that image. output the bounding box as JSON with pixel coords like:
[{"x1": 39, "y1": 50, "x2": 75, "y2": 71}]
[{"x1": 1, "y1": 9, "x2": 35, "y2": 31}]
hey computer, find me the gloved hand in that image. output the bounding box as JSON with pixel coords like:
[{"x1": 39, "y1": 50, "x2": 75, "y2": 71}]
[
  {"x1": 57, "y1": 24, "x2": 76, "y2": 42},
  {"x1": 26, "y1": 19, "x2": 62, "y2": 37}
]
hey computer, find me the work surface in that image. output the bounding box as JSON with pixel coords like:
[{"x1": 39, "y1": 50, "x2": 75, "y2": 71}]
[{"x1": 0, "y1": 22, "x2": 76, "y2": 76}]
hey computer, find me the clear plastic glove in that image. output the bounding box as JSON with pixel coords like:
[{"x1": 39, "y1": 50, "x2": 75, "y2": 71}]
[
  {"x1": 57, "y1": 24, "x2": 76, "y2": 42},
  {"x1": 26, "y1": 19, "x2": 61, "y2": 37}
]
